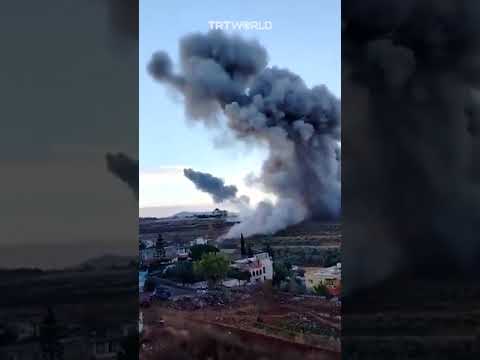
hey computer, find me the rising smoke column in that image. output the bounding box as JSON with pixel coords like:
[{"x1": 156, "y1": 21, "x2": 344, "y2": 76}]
[
  {"x1": 104, "y1": 0, "x2": 138, "y2": 199},
  {"x1": 149, "y1": 30, "x2": 340, "y2": 237}
]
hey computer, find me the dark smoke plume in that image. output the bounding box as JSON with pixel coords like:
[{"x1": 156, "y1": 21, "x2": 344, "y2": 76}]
[
  {"x1": 104, "y1": 1, "x2": 138, "y2": 199},
  {"x1": 106, "y1": 152, "x2": 138, "y2": 198},
  {"x1": 343, "y1": 0, "x2": 480, "y2": 293},
  {"x1": 149, "y1": 30, "x2": 340, "y2": 237},
  {"x1": 183, "y1": 168, "x2": 238, "y2": 203}
]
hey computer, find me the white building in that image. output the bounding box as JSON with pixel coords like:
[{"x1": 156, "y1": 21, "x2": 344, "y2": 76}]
[
  {"x1": 189, "y1": 237, "x2": 208, "y2": 247},
  {"x1": 304, "y1": 263, "x2": 341, "y2": 290},
  {"x1": 212, "y1": 208, "x2": 228, "y2": 218},
  {"x1": 233, "y1": 252, "x2": 273, "y2": 284},
  {"x1": 176, "y1": 246, "x2": 189, "y2": 260}
]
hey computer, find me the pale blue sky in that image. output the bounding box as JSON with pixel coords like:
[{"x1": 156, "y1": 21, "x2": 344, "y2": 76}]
[{"x1": 139, "y1": 0, "x2": 340, "y2": 214}]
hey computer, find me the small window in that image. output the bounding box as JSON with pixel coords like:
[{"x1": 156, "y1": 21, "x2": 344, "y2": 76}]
[{"x1": 263, "y1": 266, "x2": 265, "y2": 274}]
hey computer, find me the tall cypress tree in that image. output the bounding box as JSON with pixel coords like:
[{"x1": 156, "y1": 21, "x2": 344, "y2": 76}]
[
  {"x1": 240, "y1": 233, "x2": 246, "y2": 257},
  {"x1": 156, "y1": 233, "x2": 165, "y2": 258}
]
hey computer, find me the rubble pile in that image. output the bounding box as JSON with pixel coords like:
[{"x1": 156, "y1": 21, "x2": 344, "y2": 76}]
[{"x1": 167, "y1": 291, "x2": 252, "y2": 311}]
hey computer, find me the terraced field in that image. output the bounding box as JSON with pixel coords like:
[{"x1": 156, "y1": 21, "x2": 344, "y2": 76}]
[{"x1": 141, "y1": 288, "x2": 340, "y2": 360}]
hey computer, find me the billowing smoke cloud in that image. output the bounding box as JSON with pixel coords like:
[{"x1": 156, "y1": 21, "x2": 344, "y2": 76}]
[
  {"x1": 149, "y1": 30, "x2": 340, "y2": 237},
  {"x1": 183, "y1": 168, "x2": 238, "y2": 203},
  {"x1": 228, "y1": 198, "x2": 308, "y2": 237},
  {"x1": 106, "y1": 152, "x2": 138, "y2": 198},
  {"x1": 342, "y1": 0, "x2": 480, "y2": 293},
  {"x1": 104, "y1": 1, "x2": 138, "y2": 199}
]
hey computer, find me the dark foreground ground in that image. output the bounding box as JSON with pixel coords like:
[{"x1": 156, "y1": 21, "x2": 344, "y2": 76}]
[
  {"x1": 141, "y1": 285, "x2": 340, "y2": 360},
  {"x1": 343, "y1": 274, "x2": 480, "y2": 359},
  {"x1": 0, "y1": 266, "x2": 138, "y2": 360}
]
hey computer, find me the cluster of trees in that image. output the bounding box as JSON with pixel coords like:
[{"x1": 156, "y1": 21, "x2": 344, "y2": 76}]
[
  {"x1": 163, "y1": 253, "x2": 230, "y2": 286},
  {"x1": 268, "y1": 247, "x2": 340, "y2": 267},
  {"x1": 166, "y1": 261, "x2": 199, "y2": 285},
  {"x1": 226, "y1": 267, "x2": 251, "y2": 283},
  {"x1": 193, "y1": 253, "x2": 230, "y2": 287},
  {"x1": 272, "y1": 260, "x2": 293, "y2": 286},
  {"x1": 272, "y1": 261, "x2": 310, "y2": 294},
  {"x1": 189, "y1": 244, "x2": 219, "y2": 261},
  {"x1": 161, "y1": 245, "x2": 234, "y2": 287},
  {"x1": 161, "y1": 246, "x2": 255, "y2": 287},
  {"x1": 286, "y1": 277, "x2": 307, "y2": 294},
  {"x1": 148, "y1": 243, "x2": 219, "y2": 274},
  {"x1": 155, "y1": 234, "x2": 166, "y2": 258}
]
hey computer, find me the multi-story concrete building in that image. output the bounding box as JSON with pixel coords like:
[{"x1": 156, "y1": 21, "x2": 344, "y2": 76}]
[{"x1": 232, "y1": 252, "x2": 273, "y2": 284}]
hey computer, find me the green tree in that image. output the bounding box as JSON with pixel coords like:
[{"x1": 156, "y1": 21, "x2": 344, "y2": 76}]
[
  {"x1": 313, "y1": 283, "x2": 330, "y2": 297},
  {"x1": 155, "y1": 234, "x2": 165, "y2": 258},
  {"x1": 288, "y1": 277, "x2": 306, "y2": 294},
  {"x1": 240, "y1": 233, "x2": 246, "y2": 256},
  {"x1": 189, "y1": 244, "x2": 219, "y2": 261},
  {"x1": 172, "y1": 261, "x2": 197, "y2": 285},
  {"x1": 272, "y1": 261, "x2": 292, "y2": 286},
  {"x1": 227, "y1": 267, "x2": 251, "y2": 284},
  {"x1": 194, "y1": 253, "x2": 229, "y2": 287}
]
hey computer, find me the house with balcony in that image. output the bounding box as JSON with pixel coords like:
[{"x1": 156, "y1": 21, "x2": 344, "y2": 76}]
[{"x1": 232, "y1": 252, "x2": 273, "y2": 284}]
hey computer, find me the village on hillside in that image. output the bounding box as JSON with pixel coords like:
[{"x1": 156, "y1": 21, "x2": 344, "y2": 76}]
[{"x1": 139, "y1": 209, "x2": 341, "y2": 359}]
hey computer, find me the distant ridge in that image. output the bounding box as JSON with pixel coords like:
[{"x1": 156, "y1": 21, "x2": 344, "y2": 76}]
[
  {"x1": 71, "y1": 254, "x2": 136, "y2": 271},
  {"x1": 139, "y1": 204, "x2": 212, "y2": 218}
]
